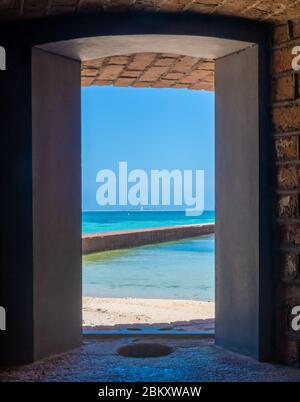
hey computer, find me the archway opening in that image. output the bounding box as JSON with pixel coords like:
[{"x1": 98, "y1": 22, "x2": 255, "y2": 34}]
[
  {"x1": 1, "y1": 13, "x2": 270, "y2": 365},
  {"x1": 79, "y1": 50, "x2": 216, "y2": 334}
]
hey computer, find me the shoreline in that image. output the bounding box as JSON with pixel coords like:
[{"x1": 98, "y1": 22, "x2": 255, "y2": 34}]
[
  {"x1": 83, "y1": 297, "x2": 215, "y2": 332},
  {"x1": 82, "y1": 223, "x2": 215, "y2": 255}
]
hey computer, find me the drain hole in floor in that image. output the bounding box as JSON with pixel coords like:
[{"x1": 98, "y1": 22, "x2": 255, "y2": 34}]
[{"x1": 117, "y1": 343, "x2": 174, "y2": 358}]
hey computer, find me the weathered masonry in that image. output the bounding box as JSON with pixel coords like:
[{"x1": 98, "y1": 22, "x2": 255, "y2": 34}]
[
  {"x1": 0, "y1": 2, "x2": 299, "y2": 368},
  {"x1": 82, "y1": 224, "x2": 215, "y2": 254}
]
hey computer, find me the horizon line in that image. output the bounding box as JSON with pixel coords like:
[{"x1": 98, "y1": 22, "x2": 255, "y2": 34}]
[{"x1": 82, "y1": 209, "x2": 215, "y2": 212}]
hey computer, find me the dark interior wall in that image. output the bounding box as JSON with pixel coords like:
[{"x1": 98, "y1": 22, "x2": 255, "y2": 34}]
[
  {"x1": 32, "y1": 48, "x2": 82, "y2": 360},
  {"x1": 215, "y1": 46, "x2": 272, "y2": 360},
  {"x1": 0, "y1": 43, "x2": 34, "y2": 364}
]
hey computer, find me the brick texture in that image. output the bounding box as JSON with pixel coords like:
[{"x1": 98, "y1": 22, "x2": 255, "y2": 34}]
[
  {"x1": 82, "y1": 53, "x2": 214, "y2": 90},
  {"x1": 273, "y1": 17, "x2": 300, "y2": 366},
  {"x1": 1, "y1": 1, "x2": 300, "y2": 22}
]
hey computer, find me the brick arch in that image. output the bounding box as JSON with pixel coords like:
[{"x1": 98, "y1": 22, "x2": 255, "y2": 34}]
[
  {"x1": 81, "y1": 52, "x2": 214, "y2": 90},
  {"x1": 0, "y1": 1, "x2": 300, "y2": 23}
]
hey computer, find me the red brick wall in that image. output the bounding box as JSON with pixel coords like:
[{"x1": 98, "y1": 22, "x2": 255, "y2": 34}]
[
  {"x1": 273, "y1": 18, "x2": 300, "y2": 366},
  {"x1": 82, "y1": 53, "x2": 214, "y2": 90}
]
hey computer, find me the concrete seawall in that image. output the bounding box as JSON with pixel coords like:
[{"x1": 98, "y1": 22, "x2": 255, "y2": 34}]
[{"x1": 82, "y1": 224, "x2": 215, "y2": 255}]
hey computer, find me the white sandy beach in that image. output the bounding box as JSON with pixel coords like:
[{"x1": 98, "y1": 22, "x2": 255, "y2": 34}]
[{"x1": 83, "y1": 297, "x2": 215, "y2": 331}]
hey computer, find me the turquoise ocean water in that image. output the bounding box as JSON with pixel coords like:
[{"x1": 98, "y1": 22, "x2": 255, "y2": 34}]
[
  {"x1": 82, "y1": 210, "x2": 215, "y2": 234},
  {"x1": 82, "y1": 211, "x2": 215, "y2": 301}
]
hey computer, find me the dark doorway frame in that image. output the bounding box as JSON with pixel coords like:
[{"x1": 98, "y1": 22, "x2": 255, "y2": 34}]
[{"x1": 0, "y1": 13, "x2": 273, "y2": 364}]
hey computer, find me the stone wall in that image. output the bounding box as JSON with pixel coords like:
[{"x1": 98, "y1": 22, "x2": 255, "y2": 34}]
[
  {"x1": 273, "y1": 17, "x2": 300, "y2": 366},
  {"x1": 82, "y1": 53, "x2": 214, "y2": 90},
  {"x1": 82, "y1": 224, "x2": 215, "y2": 254}
]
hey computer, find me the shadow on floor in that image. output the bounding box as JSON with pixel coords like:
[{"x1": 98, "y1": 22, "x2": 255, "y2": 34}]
[{"x1": 1, "y1": 338, "x2": 300, "y2": 382}]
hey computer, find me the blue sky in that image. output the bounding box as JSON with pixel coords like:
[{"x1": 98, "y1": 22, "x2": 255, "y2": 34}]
[{"x1": 82, "y1": 86, "x2": 215, "y2": 211}]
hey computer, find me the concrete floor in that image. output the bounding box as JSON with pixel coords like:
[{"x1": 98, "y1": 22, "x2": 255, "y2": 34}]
[{"x1": 1, "y1": 337, "x2": 300, "y2": 382}]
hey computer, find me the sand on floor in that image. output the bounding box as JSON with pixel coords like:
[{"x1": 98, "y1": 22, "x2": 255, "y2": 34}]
[{"x1": 83, "y1": 297, "x2": 215, "y2": 331}]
